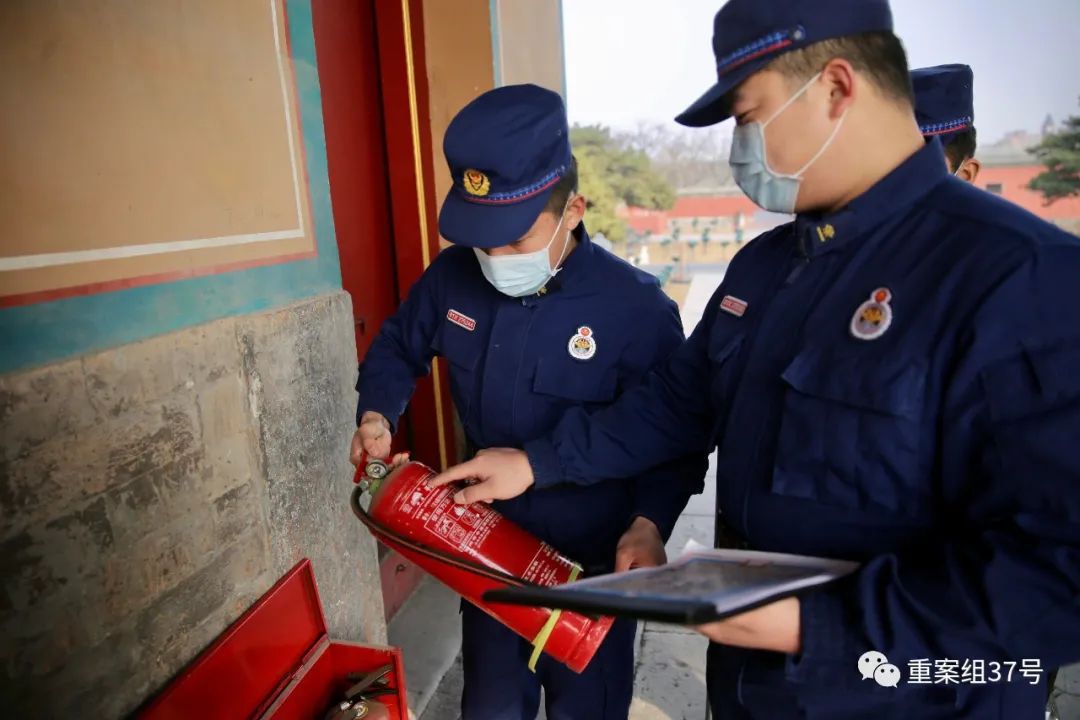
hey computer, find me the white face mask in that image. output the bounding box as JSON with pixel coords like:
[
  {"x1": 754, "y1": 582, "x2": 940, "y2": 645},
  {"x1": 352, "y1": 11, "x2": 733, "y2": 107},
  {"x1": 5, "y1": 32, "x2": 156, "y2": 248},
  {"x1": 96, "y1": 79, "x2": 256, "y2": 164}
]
[
  {"x1": 473, "y1": 196, "x2": 573, "y2": 297},
  {"x1": 729, "y1": 72, "x2": 847, "y2": 214}
]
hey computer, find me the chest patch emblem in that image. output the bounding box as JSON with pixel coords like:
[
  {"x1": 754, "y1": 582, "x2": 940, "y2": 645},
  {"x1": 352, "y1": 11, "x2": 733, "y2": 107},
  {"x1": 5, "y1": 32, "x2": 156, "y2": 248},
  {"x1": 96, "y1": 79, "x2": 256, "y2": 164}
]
[
  {"x1": 447, "y1": 308, "x2": 476, "y2": 332},
  {"x1": 720, "y1": 295, "x2": 748, "y2": 317},
  {"x1": 567, "y1": 326, "x2": 597, "y2": 360},
  {"x1": 850, "y1": 288, "x2": 893, "y2": 341}
]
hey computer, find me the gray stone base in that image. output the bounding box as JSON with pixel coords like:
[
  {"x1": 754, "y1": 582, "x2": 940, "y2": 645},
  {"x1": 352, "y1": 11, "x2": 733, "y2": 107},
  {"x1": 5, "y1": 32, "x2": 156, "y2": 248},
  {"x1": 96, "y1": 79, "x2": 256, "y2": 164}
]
[{"x1": 1, "y1": 291, "x2": 384, "y2": 718}]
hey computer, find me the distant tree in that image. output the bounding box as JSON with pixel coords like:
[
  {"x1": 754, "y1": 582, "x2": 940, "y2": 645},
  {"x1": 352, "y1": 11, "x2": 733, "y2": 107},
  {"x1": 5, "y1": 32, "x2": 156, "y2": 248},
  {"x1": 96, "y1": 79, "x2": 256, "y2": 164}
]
[
  {"x1": 575, "y1": 151, "x2": 624, "y2": 242},
  {"x1": 607, "y1": 150, "x2": 675, "y2": 209},
  {"x1": 570, "y1": 125, "x2": 675, "y2": 242},
  {"x1": 623, "y1": 121, "x2": 732, "y2": 190},
  {"x1": 1029, "y1": 106, "x2": 1080, "y2": 203},
  {"x1": 701, "y1": 226, "x2": 711, "y2": 248}
]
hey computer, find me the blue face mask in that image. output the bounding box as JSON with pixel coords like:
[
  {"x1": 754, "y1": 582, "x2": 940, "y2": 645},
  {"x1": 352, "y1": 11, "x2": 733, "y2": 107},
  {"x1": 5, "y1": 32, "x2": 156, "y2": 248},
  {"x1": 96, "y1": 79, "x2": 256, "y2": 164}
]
[
  {"x1": 729, "y1": 72, "x2": 847, "y2": 214},
  {"x1": 474, "y1": 197, "x2": 573, "y2": 297}
]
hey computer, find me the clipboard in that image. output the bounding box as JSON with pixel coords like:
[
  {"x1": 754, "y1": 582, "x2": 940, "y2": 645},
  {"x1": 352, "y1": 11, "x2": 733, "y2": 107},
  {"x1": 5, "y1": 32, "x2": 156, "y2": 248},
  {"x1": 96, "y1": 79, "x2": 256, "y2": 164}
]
[{"x1": 484, "y1": 548, "x2": 858, "y2": 625}]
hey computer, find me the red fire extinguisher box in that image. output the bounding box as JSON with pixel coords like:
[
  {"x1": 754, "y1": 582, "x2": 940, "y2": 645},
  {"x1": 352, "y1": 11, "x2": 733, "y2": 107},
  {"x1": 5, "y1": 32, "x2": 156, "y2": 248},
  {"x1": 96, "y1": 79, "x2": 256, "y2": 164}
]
[{"x1": 139, "y1": 558, "x2": 408, "y2": 720}]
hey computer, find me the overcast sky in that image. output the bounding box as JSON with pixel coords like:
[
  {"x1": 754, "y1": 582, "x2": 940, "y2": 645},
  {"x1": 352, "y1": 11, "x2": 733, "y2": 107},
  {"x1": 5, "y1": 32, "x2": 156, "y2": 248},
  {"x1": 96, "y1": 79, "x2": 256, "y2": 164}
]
[{"x1": 563, "y1": 0, "x2": 1080, "y2": 143}]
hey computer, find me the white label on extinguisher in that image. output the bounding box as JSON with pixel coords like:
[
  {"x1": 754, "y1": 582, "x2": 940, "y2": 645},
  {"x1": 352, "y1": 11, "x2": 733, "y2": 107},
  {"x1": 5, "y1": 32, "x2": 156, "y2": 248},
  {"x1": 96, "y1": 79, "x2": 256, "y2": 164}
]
[
  {"x1": 429, "y1": 500, "x2": 498, "y2": 556},
  {"x1": 520, "y1": 547, "x2": 566, "y2": 587},
  {"x1": 389, "y1": 469, "x2": 576, "y2": 586},
  {"x1": 392, "y1": 478, "x2": 502, "y2": 559}
]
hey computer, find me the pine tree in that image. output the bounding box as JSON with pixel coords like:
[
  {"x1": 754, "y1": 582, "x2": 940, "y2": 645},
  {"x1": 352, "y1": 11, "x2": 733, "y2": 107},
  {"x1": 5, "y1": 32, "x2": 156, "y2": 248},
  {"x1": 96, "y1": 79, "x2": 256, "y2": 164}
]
[{"x1": 1029, "y1": 105, "x2": 1080, "y2": 203}]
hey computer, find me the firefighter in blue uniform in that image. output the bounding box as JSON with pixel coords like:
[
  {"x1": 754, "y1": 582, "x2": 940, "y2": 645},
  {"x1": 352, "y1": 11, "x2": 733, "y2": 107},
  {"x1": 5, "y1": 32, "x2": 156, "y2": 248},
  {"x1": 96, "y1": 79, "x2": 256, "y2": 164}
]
[
  {"x1": 912, "y1": 64, "x2": 982, "y2": 181},
  {"x1": 351, "y1": 84, "x2": 705, "y2": 719},
  {"x1": 916, "y1": 59, "x2": 1064, "y2": 718},
  {"x1": 433, "y1": 2, "x2": 1080, "y2": 718}
]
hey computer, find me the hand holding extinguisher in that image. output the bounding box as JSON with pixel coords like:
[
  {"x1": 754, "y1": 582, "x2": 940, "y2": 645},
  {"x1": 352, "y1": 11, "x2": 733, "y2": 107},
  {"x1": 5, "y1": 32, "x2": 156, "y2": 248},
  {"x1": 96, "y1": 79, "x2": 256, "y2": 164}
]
[
  {"x1": 349, "y1": 452, "x2": 614, "y2": 673},
  {"x1": 350, "y1": 411, "x2": 409, "y2": 469},
  {"x1": 350, "y1": 411, "x2": 392, "y2": 465}
]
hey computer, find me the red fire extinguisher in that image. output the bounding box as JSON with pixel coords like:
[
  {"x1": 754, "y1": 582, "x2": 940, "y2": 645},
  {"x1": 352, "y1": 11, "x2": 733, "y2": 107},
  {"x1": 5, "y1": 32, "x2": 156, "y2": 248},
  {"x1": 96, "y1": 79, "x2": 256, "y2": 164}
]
[{"x1": 350, "y1": 455, "x2": 613, "y2": 674}]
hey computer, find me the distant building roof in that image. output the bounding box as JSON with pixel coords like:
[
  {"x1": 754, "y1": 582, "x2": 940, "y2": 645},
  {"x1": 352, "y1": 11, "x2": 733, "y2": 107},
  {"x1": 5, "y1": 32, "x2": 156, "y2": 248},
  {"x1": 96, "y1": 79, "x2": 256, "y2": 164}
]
[
  {"x1": 979, "y1": 165, "x2": 1080, "y2": 220},
  {"x1": 620, "y1": 205, "x2": 668, "y2": 235},
  {"x1": 619, "y1": 122, "x2": 1079, "y2": 242},
  {"x1": 971, "y1": 126, "x2": 1080, "y2": 228},
  {"x1": 979, "y1": 129, "x2": 1046, "y2": 167},
  {"x1": 671, "y1": 193, "x2": 758, "y2": 218}
]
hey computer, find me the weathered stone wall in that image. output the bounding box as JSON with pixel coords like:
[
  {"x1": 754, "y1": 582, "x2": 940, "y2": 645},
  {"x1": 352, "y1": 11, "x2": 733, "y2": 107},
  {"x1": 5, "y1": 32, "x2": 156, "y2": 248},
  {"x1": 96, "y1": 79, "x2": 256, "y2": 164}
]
[{"x1": 0, "y1": 291, "x2": 384, "y2": 718}]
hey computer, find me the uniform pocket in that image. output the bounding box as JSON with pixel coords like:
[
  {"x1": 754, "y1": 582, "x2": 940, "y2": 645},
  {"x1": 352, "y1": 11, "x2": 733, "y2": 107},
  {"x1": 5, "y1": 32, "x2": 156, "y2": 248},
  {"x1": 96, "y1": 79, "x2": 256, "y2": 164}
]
[
  {"x1": 432, "y1": 326, "x2": 483, "y2": 421},
  {"x1": 532, "y1": 356, "x2": 618, "y2": 404},
  {"x1": 980, "y1": 341, "x2": 1080, "y2": 518},
  {"x1": 771, "y1": 347, "x2": 927, "y2": 515},
  {"x1": 526, "y1": 358, "x2": 619, "y2": 441},
  {"x1": 707, "y1": 332, "x2": 745, "y2": 440}
]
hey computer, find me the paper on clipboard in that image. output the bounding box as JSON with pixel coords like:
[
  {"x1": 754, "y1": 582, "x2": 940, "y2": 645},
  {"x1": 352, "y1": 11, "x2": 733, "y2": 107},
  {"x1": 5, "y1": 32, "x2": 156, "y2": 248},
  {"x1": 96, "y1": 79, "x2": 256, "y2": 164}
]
[
  {"x1": 679, "y1": 538, "x2": 712, "y2": 556},
  {"x1": 484, "y1": 546, "x2": 859, "y2": 624},
  {"x1": 565, "y1": 547, "x2": 859, "y2": 614}
]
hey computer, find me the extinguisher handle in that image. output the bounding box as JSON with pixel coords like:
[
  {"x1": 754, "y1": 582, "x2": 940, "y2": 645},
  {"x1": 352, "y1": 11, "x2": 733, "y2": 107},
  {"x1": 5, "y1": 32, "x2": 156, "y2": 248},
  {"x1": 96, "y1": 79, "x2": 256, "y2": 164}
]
[
  {"x1": 353, "y1": 451, "x2": 391, "y2": 490},
  {"x1": 352, "y1": 451, "x2": 369, "y2": 485}
]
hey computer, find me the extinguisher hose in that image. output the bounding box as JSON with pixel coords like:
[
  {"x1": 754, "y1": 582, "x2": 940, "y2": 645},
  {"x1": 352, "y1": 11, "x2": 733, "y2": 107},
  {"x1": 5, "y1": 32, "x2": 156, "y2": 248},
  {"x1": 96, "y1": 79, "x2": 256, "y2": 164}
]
[{"x1": 349, "y1": 485, "x2": 539, "y2": 589}]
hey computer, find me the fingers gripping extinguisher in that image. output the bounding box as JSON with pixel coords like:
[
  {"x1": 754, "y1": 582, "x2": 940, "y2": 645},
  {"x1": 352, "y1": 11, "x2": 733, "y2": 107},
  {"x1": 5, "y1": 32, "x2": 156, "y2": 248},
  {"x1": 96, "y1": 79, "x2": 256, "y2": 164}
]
[{"x1": 350, "y1": 455, "x2": 613, "y2": 673}]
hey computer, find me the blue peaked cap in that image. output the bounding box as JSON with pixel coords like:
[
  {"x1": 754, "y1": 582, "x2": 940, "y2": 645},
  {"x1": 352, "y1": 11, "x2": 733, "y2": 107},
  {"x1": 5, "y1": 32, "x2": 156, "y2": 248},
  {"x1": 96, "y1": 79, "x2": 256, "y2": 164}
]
[
  {"x1": 676, "y1": 0, "x2": 894, "y2": 126},
  {"x1": 438, "y1": 84, "x2": 571, "y2": 249},
  {"x1": 912, "y1": 64, "x2": 975, "y2": 145}
]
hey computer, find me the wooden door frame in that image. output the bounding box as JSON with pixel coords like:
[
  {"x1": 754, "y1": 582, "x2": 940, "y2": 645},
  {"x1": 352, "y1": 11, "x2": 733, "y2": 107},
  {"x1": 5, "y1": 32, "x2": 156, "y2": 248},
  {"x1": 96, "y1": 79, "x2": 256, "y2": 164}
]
[
  {"x1": 371, "y1": 0, "x2": 459, "y2": 620},
  {"x1": 312, "y1": 0, "x2": 458, "y2": 621},
  {"x1": 374, "y1": 0, "x2": 457, "y2": 475}
]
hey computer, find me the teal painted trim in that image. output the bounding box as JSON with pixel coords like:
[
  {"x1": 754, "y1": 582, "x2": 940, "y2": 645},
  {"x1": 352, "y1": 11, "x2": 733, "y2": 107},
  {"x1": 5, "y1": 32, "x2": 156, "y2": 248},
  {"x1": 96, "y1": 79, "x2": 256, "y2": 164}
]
[
  {"x1": 0, "y1": 0, "x2": 342, "y2": 375},
  {"x1": 489, "y1": 0, "x2": 502, "y2": 87}
]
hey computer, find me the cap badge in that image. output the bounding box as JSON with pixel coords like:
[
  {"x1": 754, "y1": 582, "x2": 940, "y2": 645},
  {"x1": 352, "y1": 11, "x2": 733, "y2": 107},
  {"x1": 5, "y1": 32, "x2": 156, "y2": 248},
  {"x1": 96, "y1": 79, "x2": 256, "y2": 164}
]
[
  {"x1": 850, "y1": 288, "x2": 893, "y2": 341},
  {"x1": 463, "y1": 169, "x2": 491, "y2": 197},
  {"x1": 567, "y1": 326, "x2": 597, "y2": 361}
]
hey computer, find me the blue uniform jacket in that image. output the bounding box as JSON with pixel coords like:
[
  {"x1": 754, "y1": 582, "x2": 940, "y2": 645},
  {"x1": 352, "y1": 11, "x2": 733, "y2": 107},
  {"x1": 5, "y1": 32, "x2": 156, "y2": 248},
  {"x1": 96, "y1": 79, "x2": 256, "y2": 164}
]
[
  {"x1": 524, "y1": 142, "x2": 1080, "y2": 718},
  {"x1": 356, "y1": 229, "x2": 705, "y2": 574}
]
